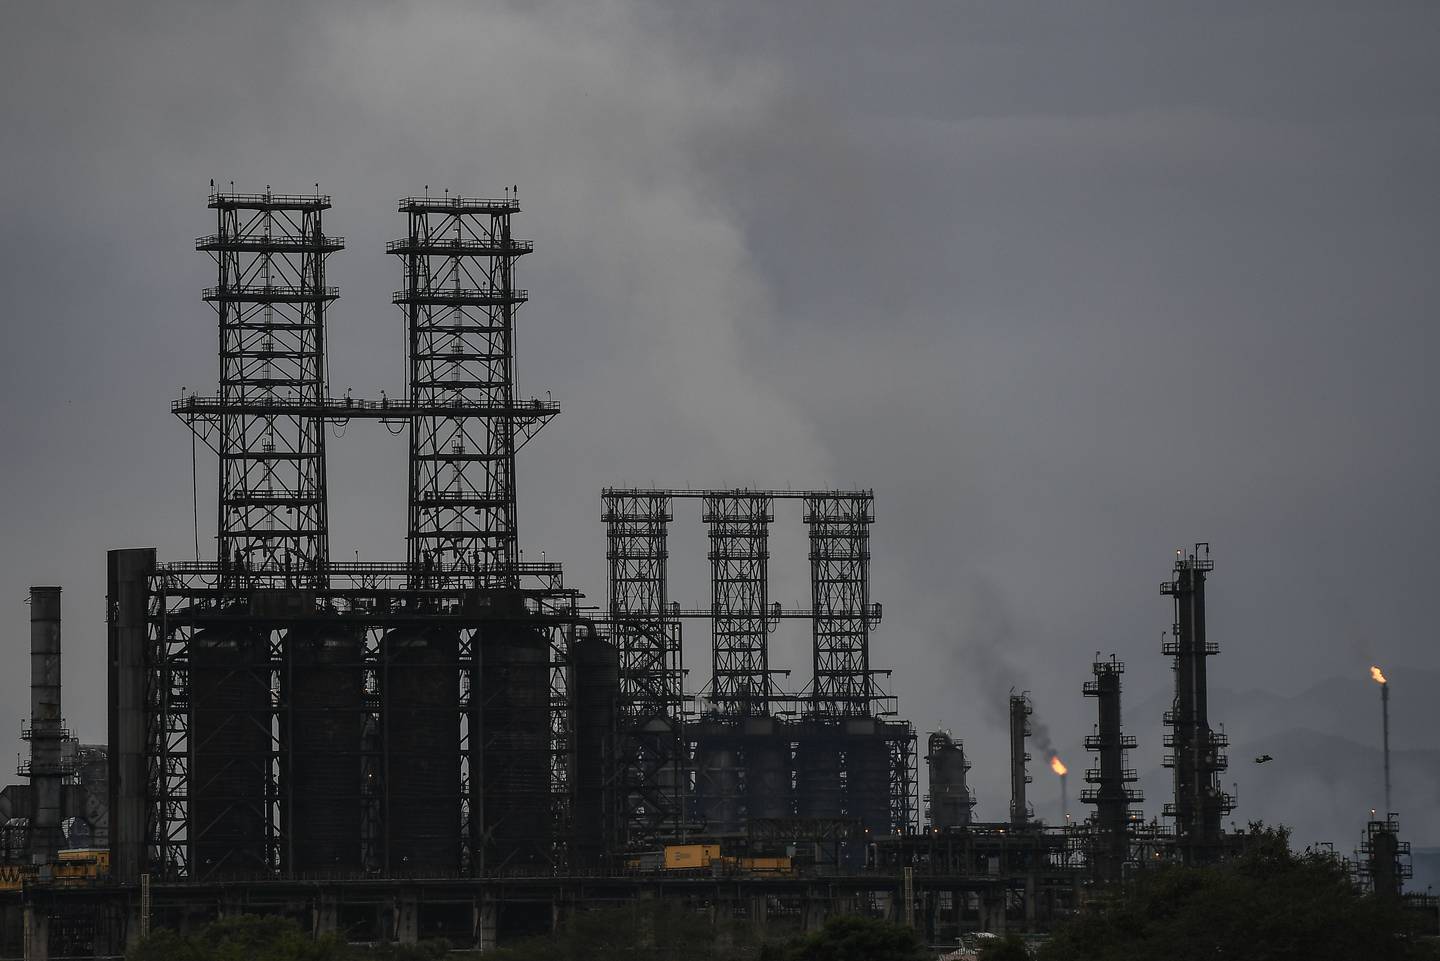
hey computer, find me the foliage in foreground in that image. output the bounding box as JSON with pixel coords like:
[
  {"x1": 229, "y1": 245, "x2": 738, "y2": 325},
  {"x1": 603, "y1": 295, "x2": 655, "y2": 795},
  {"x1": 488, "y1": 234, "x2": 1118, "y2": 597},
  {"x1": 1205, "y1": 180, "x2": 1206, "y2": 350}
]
[
  {"x1": 977, "y1": 934, "x2": 1032, "y2": 961},
  {"x1": 779, "y1": 915, "x2": 928, "y2": 961},
  {"x1": 1039, "y1": 825, "x2": 1440, "y2": 961}
]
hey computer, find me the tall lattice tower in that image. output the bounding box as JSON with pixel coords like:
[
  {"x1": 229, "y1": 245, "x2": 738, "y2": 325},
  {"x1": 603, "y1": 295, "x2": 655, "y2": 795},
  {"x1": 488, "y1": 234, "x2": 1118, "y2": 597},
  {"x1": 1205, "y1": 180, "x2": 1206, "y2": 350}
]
[
  {"x1": 389, "y1": 194, "x2": 553, "y2": 583},
  {"x1": 705, "y1": 492, "x2": 775, "y2": 716},
  {"x1": 192, "y1": 187, "x2": 342, "y2": 577},
  {"x1": 804, "y1": 492, "x2": 878, "y2": 716}
]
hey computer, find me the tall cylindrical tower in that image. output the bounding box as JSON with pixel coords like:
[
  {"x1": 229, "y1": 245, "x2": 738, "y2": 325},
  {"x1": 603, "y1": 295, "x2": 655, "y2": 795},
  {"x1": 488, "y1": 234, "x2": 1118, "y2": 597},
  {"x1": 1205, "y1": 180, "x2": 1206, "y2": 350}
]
[{"x1": 23, "y1": 587, "x2": 65, "y2": 866}]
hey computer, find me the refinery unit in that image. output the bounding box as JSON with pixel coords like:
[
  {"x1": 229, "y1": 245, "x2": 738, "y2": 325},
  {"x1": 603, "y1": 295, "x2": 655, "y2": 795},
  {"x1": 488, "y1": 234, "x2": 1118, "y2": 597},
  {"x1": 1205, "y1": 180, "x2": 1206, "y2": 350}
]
[{"x1": 0, "y1": 188, "x2": 1429, "y2": 959}]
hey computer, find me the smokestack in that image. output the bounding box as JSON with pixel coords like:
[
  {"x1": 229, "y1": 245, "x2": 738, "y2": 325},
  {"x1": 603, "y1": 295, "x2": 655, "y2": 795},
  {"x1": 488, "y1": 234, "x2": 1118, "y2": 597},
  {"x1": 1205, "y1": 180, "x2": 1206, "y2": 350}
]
[
  {"x1": 1061, "y1": 771, "x2": 1068, "y2": 822},
  {"x1": 24, "y1": 587, "x2": 65, "y2": 866},
  {"x1": 1009, "y1": 694, "x2": 1032, "y2": 825},
  {"x1": 1381, "y1": 675, "x2": 1391, "y2": 814},
  {"x1": 1371, "y1": 666, "x2": 1390, "y2": 814}
]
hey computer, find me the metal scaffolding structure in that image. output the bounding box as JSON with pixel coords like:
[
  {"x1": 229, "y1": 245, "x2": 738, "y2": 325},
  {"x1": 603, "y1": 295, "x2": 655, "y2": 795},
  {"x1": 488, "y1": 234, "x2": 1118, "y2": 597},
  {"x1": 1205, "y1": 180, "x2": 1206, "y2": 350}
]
[
  {"x1": 1080, "y1": 656, "x2": 1141, "y2": 883},
  {"x1": 804, "y1": 493, "x2": 878, "y2": 718},
  {"x1": 704, "y1": 493, "x2": 776, "y2": 716},
  {"x1": 602, "y1": 489, "x2": 913, "y2": 845},
  {"x1": 183, "y1": 189, "x2": 342, "y2": 579},
  {"x1": 1356, "y1": 814, "x2": 1412, "y2": 899},
  {"x1": 1161, "y1": 543, "x2": 1233, "y2": 866},
  {"x1": 602, "y1": 492, "x2": 684, "y2": 846},
  {"x1": 137, "y1": 189, "x2": 580, "y2": 883},
  {"x1": 388, "y1": 195, "x2": 554, "y2": 581}
]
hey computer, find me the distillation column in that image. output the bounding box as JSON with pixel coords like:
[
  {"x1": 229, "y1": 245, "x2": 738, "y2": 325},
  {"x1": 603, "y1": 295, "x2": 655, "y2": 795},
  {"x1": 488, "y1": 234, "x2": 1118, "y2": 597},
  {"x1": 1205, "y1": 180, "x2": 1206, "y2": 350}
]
[
  {"x1": 1161, "y1": 544, "x2": 1233, "y2": 865},
  {"x1": 1081, "y1": 656, "x2": 1141, "y2": 883},
  {"x1": 926, "y1": 732, "x2": 974, "y2": 830},
  {"x1": 23, "y1": 587, "x2": 65, "y2": 868},
  {"x1": 1008, "y1": 694, "x2": 1032, "y2": 826}
]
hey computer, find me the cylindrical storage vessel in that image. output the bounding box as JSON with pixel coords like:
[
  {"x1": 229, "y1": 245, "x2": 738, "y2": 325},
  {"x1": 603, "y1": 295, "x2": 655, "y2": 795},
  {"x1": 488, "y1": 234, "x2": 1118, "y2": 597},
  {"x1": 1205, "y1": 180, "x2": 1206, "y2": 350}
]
[
  {"x1": 282, "y1": 627, "x2": 365, "y2": 875},
  {"x1": 745, "y1": 735, "x2": 792, "y2": 820},
  {"x1": 794, "y1": 739, "x2": 844, "y2": 819},
  {"x1": 571, "y1": 635, "x2": 618, "y2": 865},
  {"x1": 190, "y1": 629, "x2": 271, "y2": 877},
  {"x1": 383, "y1": 629, "x2": 460, "y2": 875},
  {"x1": 474, "y1": 621, "x2": 551, "y2": 872},
  {"x1": 696, "y1": 741, "x2": 742, "y2": 835},
  {"x1": 847, "y1": 733, "x2": 891, "y2": 834}
]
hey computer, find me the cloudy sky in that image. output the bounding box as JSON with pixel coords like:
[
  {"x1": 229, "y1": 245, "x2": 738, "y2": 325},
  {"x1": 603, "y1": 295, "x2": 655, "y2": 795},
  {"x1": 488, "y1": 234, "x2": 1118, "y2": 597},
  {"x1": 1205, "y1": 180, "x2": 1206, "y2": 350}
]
[{"x1": 2, "y1": 2, "x2": 1437, "y2": 849}]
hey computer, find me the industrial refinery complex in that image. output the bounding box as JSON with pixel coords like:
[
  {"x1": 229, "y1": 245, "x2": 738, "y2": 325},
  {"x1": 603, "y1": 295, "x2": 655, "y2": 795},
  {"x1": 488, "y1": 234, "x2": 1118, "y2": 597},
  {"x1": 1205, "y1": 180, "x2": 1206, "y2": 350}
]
[{"x1": 0, "y1": 189, "x2": 1427, "y2": 958}]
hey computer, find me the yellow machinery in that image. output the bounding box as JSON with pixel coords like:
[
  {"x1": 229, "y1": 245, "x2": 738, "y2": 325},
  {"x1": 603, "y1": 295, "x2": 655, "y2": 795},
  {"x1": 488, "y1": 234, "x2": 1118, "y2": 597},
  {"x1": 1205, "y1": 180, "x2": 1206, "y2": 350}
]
[
  {"x1": 655, "y1": 845, "x2": 793, "y2": 875},
  {"x1": 0, "y1": 849, "x2": 109, "y2": 889}
]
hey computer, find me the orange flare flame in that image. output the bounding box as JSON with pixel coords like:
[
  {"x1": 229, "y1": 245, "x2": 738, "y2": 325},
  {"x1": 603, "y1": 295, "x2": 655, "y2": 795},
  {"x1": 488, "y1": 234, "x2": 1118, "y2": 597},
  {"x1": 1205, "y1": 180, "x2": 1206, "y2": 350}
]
[
  {"x1": 1370, "y1": 665, "x2": 1387, "y2": 685},
  {"x1": 1050, "y1": 754, "x2": 1067, "y2": 776}
]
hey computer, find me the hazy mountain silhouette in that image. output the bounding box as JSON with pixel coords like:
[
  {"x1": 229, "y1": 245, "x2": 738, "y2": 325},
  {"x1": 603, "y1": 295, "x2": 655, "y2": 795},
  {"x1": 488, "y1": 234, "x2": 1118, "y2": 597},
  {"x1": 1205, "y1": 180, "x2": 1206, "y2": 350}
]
[{"x1": 1127, "y1": 668, "x2": 1440, "y2": 863}]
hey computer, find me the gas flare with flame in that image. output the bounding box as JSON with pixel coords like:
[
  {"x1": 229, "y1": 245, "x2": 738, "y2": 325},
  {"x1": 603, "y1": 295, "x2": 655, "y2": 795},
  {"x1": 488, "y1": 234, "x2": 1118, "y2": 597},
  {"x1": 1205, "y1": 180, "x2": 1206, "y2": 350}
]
[
  {"x1": 1370, "y1": 665, "x2": 1387, "y2": 685},
  {"x1": 1050, "y1": 754, "x2": 1067, "y2": 777}
]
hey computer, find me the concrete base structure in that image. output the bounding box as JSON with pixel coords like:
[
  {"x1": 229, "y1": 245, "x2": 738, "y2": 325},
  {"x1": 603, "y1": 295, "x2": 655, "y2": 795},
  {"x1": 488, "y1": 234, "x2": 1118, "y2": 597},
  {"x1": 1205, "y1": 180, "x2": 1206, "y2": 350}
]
[{"x1": 0, "y1": 865, "x2": 1086, "y2": 957}]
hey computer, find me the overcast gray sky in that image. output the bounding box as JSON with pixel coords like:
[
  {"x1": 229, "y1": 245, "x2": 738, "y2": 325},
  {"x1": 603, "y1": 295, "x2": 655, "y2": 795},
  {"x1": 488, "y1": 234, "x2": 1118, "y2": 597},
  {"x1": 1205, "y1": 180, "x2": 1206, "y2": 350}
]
[{"x1": 2, "y1": 2, "x2": 1437, "y2": 850}]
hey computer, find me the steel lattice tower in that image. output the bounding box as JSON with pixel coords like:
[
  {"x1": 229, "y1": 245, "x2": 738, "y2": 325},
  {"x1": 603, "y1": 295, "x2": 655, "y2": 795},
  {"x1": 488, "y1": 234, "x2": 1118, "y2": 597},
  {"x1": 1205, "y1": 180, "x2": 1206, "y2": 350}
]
[
  {"x1": 389, "y1": 195, "x2": 552, "y2": 582},
  {"x1": 192, "y1": 188, "x2": 342, "y2": 577},
  {"x1": 1161, "y1": 543, "x2": 1233, "y2": 865},
  {"x1": 705, "y1": 493, "x2": 775, "y2": 716},
  {"x1": 602, "y1": 492, "x2": 684, "y2": 844},
  {"x1": 804, "y1": 493, "x2": 877, "y2": 716}
]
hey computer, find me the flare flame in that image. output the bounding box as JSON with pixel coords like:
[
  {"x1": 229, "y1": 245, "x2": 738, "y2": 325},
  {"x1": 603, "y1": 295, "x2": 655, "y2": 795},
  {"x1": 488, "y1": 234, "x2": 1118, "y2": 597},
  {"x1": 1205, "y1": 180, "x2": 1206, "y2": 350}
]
[
  {"x1": 1049, "y1": 754, "x2": 1067, "y2": 777},
  {"x1": 1370, "y1": 665, "x2": 1387, "y2": 685}
]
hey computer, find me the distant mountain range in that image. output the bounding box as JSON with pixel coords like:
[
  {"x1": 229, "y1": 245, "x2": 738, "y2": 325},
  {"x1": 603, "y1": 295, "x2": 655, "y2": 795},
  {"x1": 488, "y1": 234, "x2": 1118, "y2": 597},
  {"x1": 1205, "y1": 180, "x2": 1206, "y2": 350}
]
[{"x1": 1123, "y1": 668, "x2": 1440, "y2": 870}]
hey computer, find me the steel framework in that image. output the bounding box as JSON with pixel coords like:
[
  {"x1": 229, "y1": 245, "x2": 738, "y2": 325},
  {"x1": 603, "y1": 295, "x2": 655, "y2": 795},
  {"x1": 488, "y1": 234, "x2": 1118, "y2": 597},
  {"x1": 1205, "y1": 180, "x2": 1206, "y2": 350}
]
[
  {"x1": 602, "y1": 492, "x2": 684, "y2": 846},
  {"x1": 704, "y1": 493, "x2": 775, "y2": 716},
  {"x1": 145, "y1": 189, "x2": 577, "y2": 881},
  {"x1": 1356, "y1": 815, "x2": 1411, "y2": 898},
  {"x1": 388, "y1": 195, "x2": 554, "y2": 580},
  {"x1": 186, "y1": 189, "x2": 342, "y2": 579},
  {"x1": 1160, "y1": 544, "x2": 1233, "y2": 866},
  {"x1": 140, "y1": 560, "x2": 580, "y2": 880},
  {"x1": 804, "y1": 493, "x2": 878, "y2": 717},
  {"x1": 601, "y1": 489, "x2": 914, "y2": 842}
]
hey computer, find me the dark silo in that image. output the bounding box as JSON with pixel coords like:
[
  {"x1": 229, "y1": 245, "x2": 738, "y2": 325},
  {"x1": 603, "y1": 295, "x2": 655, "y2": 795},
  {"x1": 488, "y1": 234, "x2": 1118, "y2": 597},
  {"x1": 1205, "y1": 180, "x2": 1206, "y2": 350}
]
[
  {"x1": 745, "y1": 735, "x2": 792, "y2": 820},
  {"x1": 696, "y1": 741, "x2": 742, "y2": 835},
  {"x1": 572, "y1": 634, "x2": 619, "y2": 865},
  {"x1": 383, "y1": 629, "x2": 460, "y2": 875},
  {"x1": 189, "y1": 629, "x2": 271, "y2": 877},
  {"x1": 475, "y1": 620, "x2": 552, "y2": 872},
  {"x1": 795, "y1": 738, "x2": 844, "y2": 819},
  {"x1": 847, "y1": 733, "x2": 891, "y2": 834},
  {"x1": 282, "y1": 627, "x2": 364, "y2": 875}
]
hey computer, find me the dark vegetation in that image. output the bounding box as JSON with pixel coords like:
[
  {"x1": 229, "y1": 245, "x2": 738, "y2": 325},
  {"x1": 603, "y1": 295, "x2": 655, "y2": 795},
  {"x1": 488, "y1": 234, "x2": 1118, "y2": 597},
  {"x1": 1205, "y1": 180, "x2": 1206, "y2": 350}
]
[{"x1": 1039, "y1": 825, "x2": 1440, "y2": 961}]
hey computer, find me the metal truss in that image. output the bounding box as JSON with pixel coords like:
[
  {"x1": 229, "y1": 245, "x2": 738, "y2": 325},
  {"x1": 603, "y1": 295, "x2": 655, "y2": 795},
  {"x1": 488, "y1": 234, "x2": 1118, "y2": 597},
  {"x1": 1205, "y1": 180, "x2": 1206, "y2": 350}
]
[
  {"x1": 804, "y1": 493, "x2": 880, "y2": 717},
  {"x1": 389, "y1": 196, "x2": 554, "y2": 581},
  {"x1": 703, "y1": 493, "x2": 775, "y2": 715},
  {"x1": 888, "y1": 723, "x2": 919, "y2": 834},
  {"x1": 180, "y1": 190, "x2": 341, "y2": 579},
  {"x1": 142, "y1": 561, "x2": 578, "y2": 880},
  {"x1": 602, "y1": 492, "x2": 684, "y2": 846}
]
